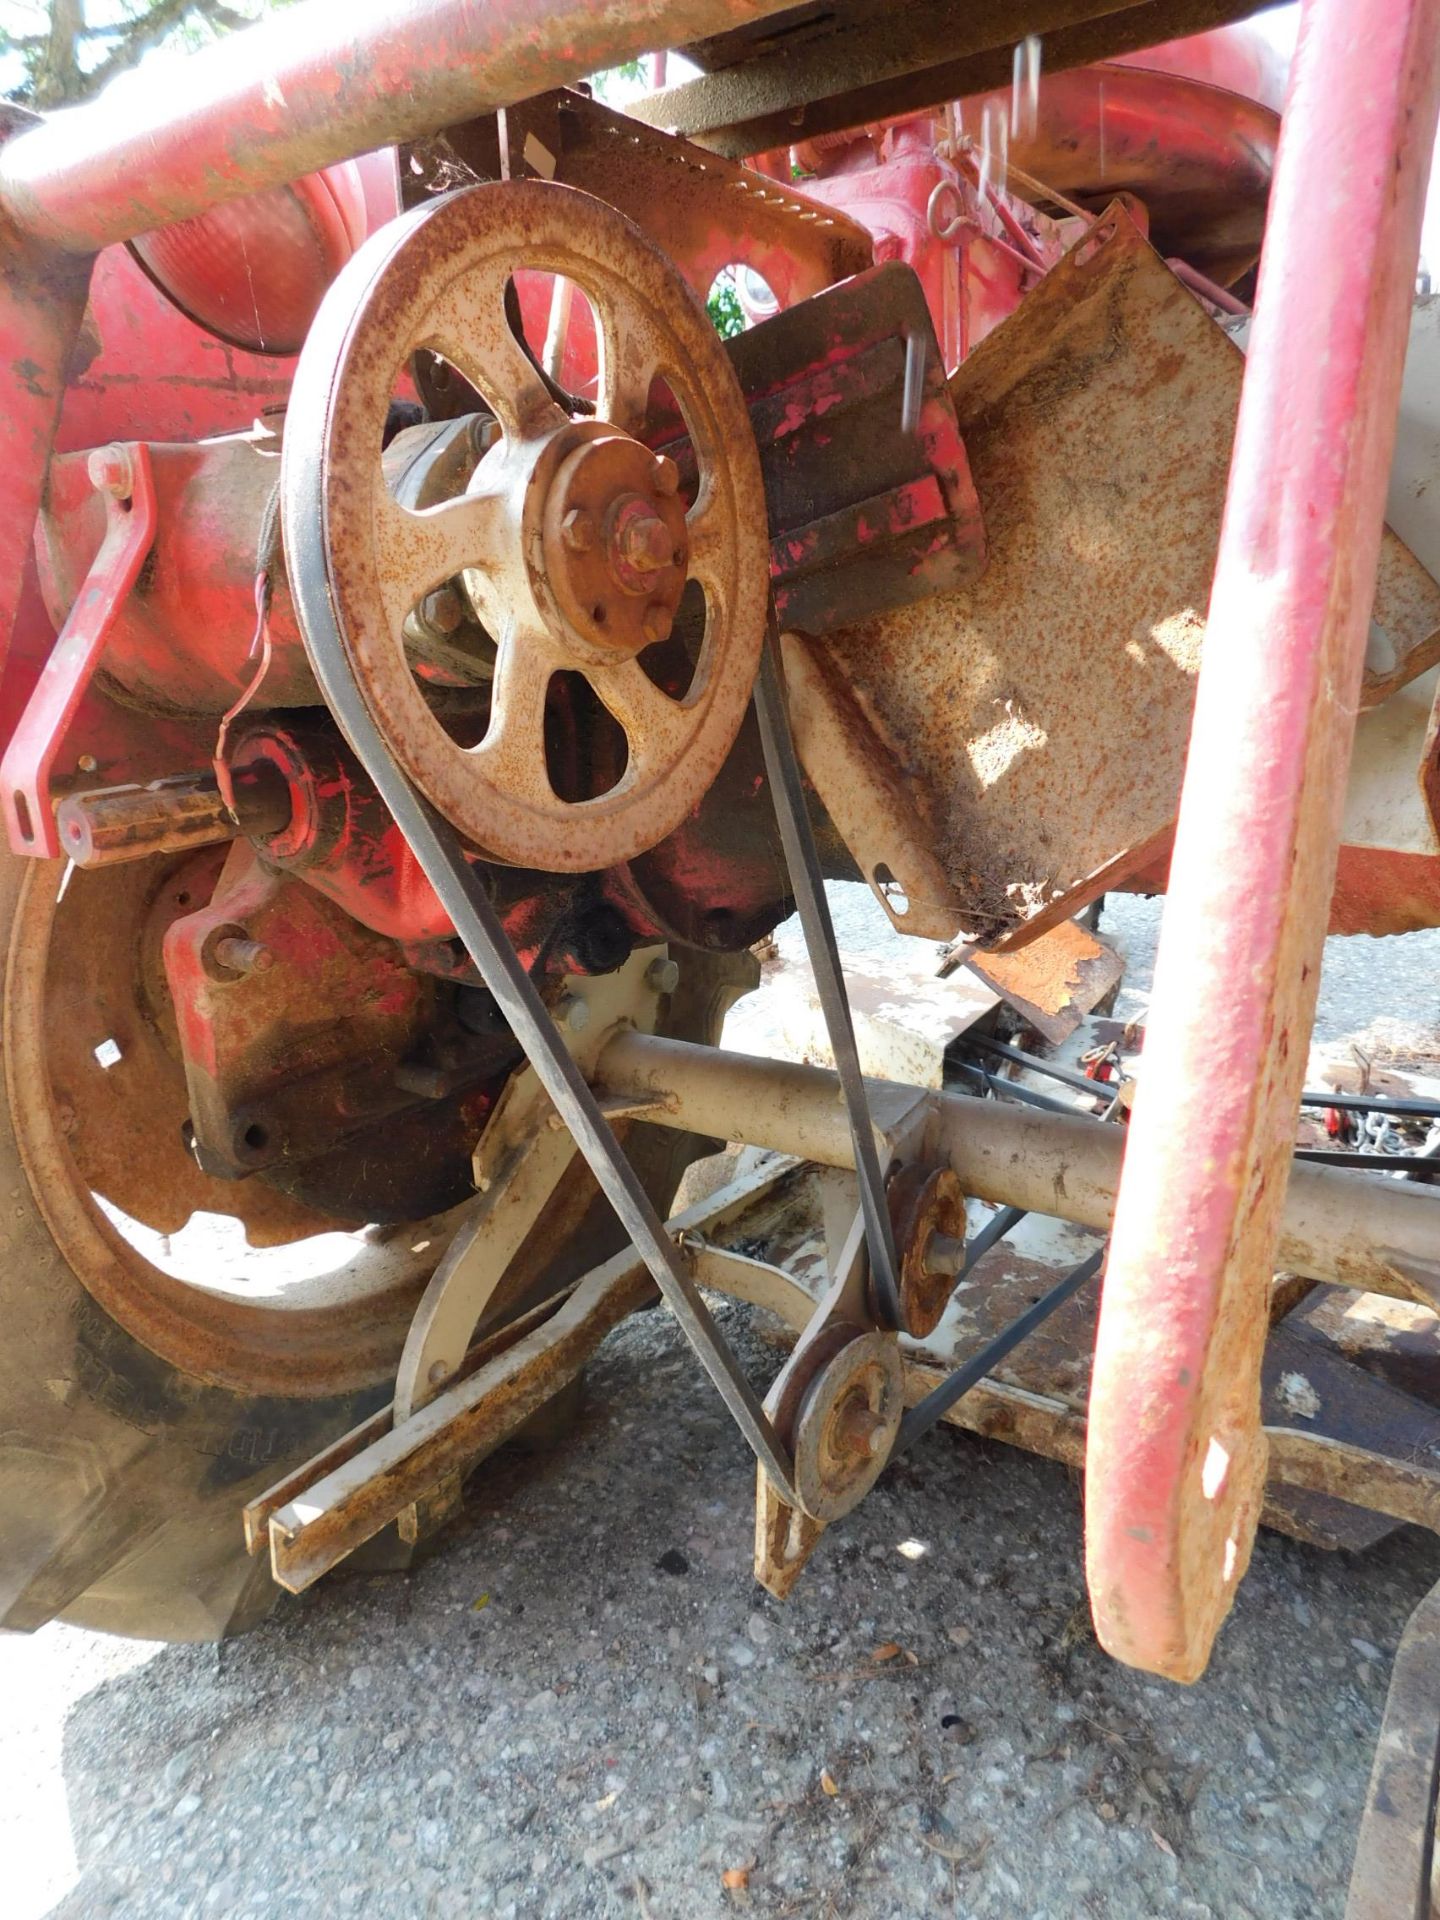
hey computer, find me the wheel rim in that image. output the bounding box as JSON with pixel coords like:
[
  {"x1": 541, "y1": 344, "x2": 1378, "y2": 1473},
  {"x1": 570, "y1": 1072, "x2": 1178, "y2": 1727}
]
[{"x1": 5, "y1": 852, "x2": 446, "y2": 1397}]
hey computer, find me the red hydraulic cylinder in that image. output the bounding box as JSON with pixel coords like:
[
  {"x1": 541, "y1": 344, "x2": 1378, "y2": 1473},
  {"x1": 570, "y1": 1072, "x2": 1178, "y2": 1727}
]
[{"x1": 1086, "y1": 0, "x2": 1440, "y2": 1683}]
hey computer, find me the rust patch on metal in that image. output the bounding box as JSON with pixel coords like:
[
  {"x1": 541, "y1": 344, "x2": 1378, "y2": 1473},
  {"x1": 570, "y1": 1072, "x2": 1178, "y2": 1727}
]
[
  {"x1": 782, "y1": 630, "x2": 957, "y2": 937},
  {"x1": 807, "y1": 208, "x2": 1440, "y2": 948},
  {"x1": 963, "y1": 918, "x2": 1123, "y2": 1043},
  {"x1": 449, "y1": 88, "x2": 873, "y2": 307},
  {"x1": 883, "y1": 1160, "x2": 967, "y2": 1339}
]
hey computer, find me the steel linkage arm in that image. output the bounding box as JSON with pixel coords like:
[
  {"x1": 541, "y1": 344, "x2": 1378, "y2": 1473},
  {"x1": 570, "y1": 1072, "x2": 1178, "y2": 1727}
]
[{"x1": 1085, "y1": 0, "x2": 1440, "y2": 1685}]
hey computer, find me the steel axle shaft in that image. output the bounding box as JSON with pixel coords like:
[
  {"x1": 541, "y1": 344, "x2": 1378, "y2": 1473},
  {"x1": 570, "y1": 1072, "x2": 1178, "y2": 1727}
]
[{"x1": 596, "y1": 1030, "x2": 1440, "y2": 1309}]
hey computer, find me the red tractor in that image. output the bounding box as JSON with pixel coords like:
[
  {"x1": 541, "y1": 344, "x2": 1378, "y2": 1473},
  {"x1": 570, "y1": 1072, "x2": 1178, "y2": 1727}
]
[{"x1": 2, "y1": 3, "x2": 1439, "y2": 1902}]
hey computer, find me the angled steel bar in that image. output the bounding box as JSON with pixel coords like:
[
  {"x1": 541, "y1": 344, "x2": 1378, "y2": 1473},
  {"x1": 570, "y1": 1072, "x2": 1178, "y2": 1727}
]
[{"x1": 896, "y1": 1246, "x2": 1106, "y2": 1453}]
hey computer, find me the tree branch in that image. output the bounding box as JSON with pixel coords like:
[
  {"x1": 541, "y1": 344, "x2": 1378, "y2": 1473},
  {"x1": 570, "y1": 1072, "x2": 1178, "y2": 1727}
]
[
  {"x1": 86, "y1": 0, "x2": 213, "y2": 93},
  {"x1": 6, "y1": 0, "x2": 264, "y2": 109},
  {"x1": 29, "y1": 0, "x2": 86, "y2": 110},
  {"x1": 198, "y1": 0, "x2": 256, "y2": 27}
]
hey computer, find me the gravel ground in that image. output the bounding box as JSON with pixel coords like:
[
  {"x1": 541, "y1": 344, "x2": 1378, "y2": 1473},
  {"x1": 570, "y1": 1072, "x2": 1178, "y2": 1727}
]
[
  {"x1": 4, "y1": 894, "x2": 1439, "y2": 1920},
  {"x1": 1103, "y1": 892, "x2": 1440, "y2": 1059}
]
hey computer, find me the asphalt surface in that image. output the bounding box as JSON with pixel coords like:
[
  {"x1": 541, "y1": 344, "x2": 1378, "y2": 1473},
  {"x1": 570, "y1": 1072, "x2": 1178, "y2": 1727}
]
[{"x1": 4, "y1": 891, "x2": 1440, "y2": 1920}]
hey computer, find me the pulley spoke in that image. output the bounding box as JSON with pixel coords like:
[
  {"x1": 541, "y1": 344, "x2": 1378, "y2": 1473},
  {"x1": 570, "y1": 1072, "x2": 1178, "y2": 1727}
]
[
  {"x1": 592, "y1": 658, "x2": 690, "y2": 767},
  {"x1": 376, "y1": 486, "x2": 508, "y2": 630},
  {"x1": 422, "y1": 269, "x2": 568, "y2": 442},
  {"x1": 473, "y1": 620, "x2": 556, "y2": 784},
  {"x1": 597, "y1": 313, "x2": 658, "y2": 437},
  {"x1": 685, "y1": 486, "x2": 731, "y2": 599}
]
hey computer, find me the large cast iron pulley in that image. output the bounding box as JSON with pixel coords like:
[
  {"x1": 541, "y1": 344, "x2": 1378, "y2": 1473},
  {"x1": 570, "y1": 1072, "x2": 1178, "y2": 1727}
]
[{"x1": 281, "y1": 180, "x2": 768, "y2": 873}]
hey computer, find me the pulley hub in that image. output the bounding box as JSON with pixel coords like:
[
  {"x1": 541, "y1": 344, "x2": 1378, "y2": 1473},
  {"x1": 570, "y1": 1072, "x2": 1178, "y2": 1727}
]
[
  {"x1": 539, "y1": 434, "x2": 689, "y2": 659},
  {"x1": 790, "y1": 1330, "x2": 905, "y2": 1523}
]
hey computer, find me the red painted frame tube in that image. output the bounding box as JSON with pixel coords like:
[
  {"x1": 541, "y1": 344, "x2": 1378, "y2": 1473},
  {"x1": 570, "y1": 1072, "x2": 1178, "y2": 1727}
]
[
  {"x1": 0, "y1": 111, "x2": 93, "y2": 709},
  {"x1": 1086, "y1": 0, "x2": 1440, "y2": 1683},
  {"x1": 0, "y1": 0, "x2": 802, "y2": 255}
]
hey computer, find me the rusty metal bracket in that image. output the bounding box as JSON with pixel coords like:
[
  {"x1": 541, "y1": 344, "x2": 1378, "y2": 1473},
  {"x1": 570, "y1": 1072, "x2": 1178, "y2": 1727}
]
[
  {"x1": 393, "y1": 945, "x2": 673, "y2": 1420},
  {"x1": 800, "y1": 206, "x2": 1440, "y2": 952},
  {"x1": 434, "y1": 86, "x2": 873, "y2": 308},
  {"x1": 720, "y1": 262, "x2": 986, "y2": 634},
  {"x1": 0, "y1": 442, "x2": 156, "y2": 857}
]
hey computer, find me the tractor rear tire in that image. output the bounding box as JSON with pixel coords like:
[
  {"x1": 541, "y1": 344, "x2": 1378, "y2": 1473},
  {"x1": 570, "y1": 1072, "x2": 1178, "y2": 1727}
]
[{"x1": 0, "y1": 846, "x2": 746, "y2": 1640}]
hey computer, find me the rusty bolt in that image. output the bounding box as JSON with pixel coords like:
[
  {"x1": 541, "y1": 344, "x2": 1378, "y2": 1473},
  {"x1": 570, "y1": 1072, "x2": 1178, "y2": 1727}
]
[
  {"x1": 87, "y1": 444, "x2": 134, "y2": 500},
  {"x1": 420, "y1": 585, "x2": 465, "y2": 636},
  {"x1": 835, "y1": 1397, "x2": 889, "y2": 1460},
  {"x1": 208, "y1": 933, "x2": 274, "y2": 979},
  {"x1": 471, "y1": 415, "x2": 503, "y2": 456},
  {"x1": 561, "y1": 508, "x2": 596, "y2": 553},
  {"x1": 427, "y1": 1360, "x2": 450, "y2": 1387},
  {"x1": 618, "y1": 509, "x2": 675, "y2": 574},
  {"x1": 642, "y1": 603, "x2": 674, "y2": 646},
  {"x1": 651, "y1": 454, "x2": 680, "y2": 497},
  {"x1": 646, "y1": 956, "x2": 681, "y2": 995}
]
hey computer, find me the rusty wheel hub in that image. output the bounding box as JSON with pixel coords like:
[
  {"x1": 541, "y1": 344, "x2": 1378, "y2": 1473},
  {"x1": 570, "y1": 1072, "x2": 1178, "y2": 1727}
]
[
  {"x1": 5, "y1": 853, "x2": 437, "y2": 1395},
  {"x1": 283, "y1": 181, "x2": 768, "y2": 873}
]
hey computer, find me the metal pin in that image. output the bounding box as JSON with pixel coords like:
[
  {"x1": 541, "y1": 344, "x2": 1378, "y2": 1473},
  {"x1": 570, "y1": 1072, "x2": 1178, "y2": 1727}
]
[{"x1": 900, "y1": 331, "x2": 925, "y2": 436}]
